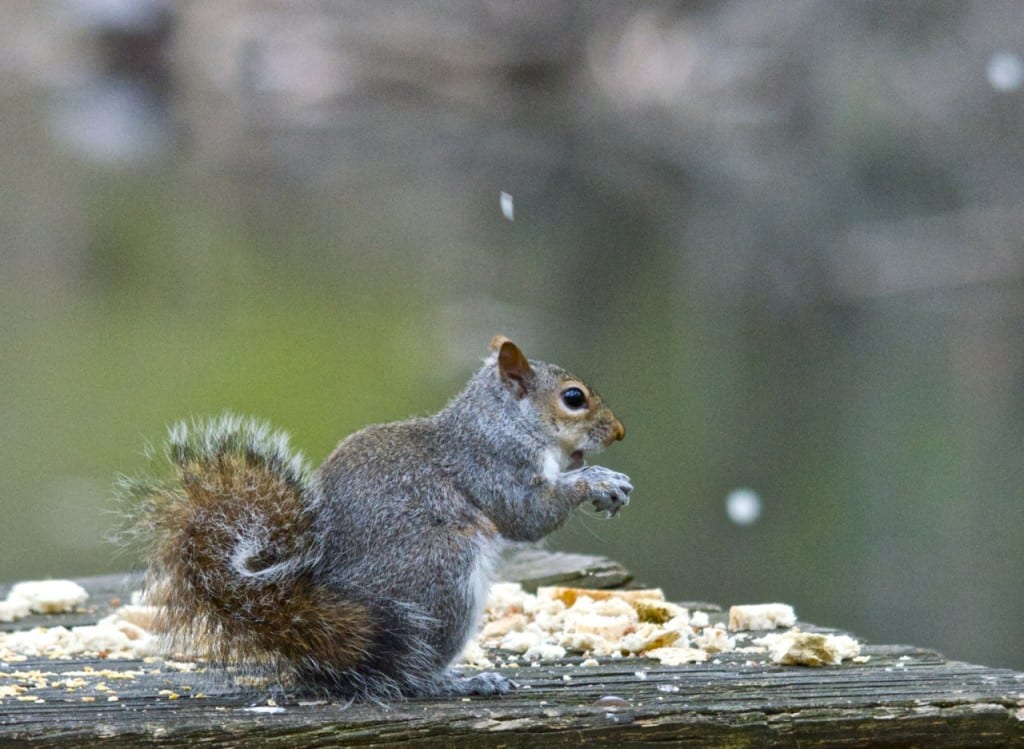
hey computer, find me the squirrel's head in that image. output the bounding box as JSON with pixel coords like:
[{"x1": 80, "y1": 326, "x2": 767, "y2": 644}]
[{"x1": 488, "y1": 335, "x2": 625, "y2": 469}]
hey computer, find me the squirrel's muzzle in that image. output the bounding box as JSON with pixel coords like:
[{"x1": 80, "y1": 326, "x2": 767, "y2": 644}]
[{"x1": 606, "y1": 419, "x2": 625, "y2": 445}]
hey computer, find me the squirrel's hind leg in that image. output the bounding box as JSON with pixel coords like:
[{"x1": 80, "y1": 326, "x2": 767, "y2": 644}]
[{"x1": 418, "y1": 669, "x2": 517, "y2": 697}]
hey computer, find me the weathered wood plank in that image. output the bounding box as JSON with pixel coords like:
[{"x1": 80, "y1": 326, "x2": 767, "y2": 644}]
[
  {"x1": 2, "y1": 555, "x2": 1023, "y2": 747},
  {"x1": 3, "y1": 643, "x2": 1022, "y2": 747},
  {"x1": 496, "y1": 549, "x2": 634, "y2": 592}
]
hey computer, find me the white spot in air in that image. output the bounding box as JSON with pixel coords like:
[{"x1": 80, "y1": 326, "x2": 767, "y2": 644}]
[
  {"x1": 986, "y1": 51, "x2": 1023, "y2": 92},
  {"x1": 500, "y1": 191, "x2": 514, "y2": 221},
  {"x1": 725, "y1": 488, "x2": 762, "y2": 526}
]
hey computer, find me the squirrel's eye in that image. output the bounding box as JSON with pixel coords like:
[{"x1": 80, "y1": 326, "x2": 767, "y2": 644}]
[{"x1": 560, "y1": 387, "x2": 588, "y2": 410}]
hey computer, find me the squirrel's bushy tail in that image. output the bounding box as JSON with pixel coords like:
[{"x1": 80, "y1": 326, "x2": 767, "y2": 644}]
[{"x1": 117, "y1": 415, "x2": 372, "y2": 685}]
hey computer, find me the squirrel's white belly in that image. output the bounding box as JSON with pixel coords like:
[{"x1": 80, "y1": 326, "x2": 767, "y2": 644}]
[{"x1": 463, "y1": 539, "x2": 503, "y2": 647}]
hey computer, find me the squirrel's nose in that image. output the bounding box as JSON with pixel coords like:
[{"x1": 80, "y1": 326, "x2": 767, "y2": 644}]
[{"x1": 611, "y1": 419, "x2": 625, "y2": 442}]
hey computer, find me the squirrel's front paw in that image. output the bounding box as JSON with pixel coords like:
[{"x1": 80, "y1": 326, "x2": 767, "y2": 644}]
[{"x1": 577, "y1": 466, "x2": 633, "y2": 517}]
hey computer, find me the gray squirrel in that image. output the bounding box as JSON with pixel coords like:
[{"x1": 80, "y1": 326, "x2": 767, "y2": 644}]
[{"x1": 119, "y1": 336, "x2": 632, "y2": 700}]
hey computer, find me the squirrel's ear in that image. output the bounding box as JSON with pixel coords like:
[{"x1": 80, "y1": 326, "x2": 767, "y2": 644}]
[{"x1": 492, "y1": 336, "x2": 534, "y2": 399}]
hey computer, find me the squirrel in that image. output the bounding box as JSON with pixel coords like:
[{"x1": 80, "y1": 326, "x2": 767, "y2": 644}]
[{"x1": 118, "y1": 335, "x2": 632, "y2": 701}]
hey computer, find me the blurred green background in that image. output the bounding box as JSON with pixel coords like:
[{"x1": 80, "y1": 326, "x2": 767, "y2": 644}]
[{"x1": 2, "y1": 1, "x2": 1022, "y2": 670}]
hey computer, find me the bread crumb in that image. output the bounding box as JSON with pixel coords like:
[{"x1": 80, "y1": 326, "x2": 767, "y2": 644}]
[
  {"x1": 728, "y1": 603, "x2": 797, "y2": 631},
  {"x1": 0, "y1": 581, "x2": 88, "y2": 622},
  {"x1": 689, "y1": 611, "x2": 709, "y2": 628},
  {"x1": 0, "y1": 606, "x2": 160, "y2": 661},
  {"x1": 540, "y1": 586, "x2": 665, "y2": 607},
  {"x1": 0, "y1": 578, "x2": 859, "y2": 680},
  {"x1": 754, "y1": 628, "x2": 861, "y2": 666},
  {"x1": 0, "y1": 600, "x2": 31, "y2": 623},
  {"x1": 646, "y1": 647, "x2": 708, "y2": 666},
  {"x1": 693, "y1": 625, "x2": 735, "y2": 654}
]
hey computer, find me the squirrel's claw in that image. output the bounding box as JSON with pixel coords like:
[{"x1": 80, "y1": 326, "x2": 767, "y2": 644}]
[{"x1": 582, "y1": 467, "x2": 633, "y2": 517}]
